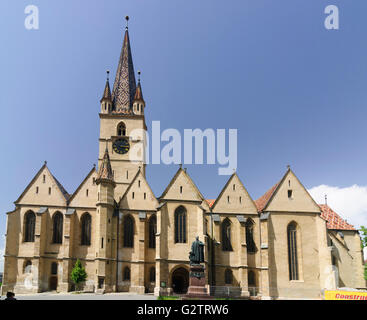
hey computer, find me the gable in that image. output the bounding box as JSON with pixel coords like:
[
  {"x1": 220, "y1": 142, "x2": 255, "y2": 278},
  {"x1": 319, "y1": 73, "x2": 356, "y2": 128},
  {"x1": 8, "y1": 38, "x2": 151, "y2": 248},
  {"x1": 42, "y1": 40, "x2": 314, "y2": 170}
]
[
  {"x1": 16, "y1": 164, "x2": 68, "y2": 206},
  {"x1": 265, "y1": 170, "x2": 320, "y2": 213},
  {"x1": 211, "y1": 173, "x2": 258, "y2": 214},
  {"x1": 160, "y1": 168, "x2": 204, "y2": 202},
  {"x1": 120, "y1": 170, "x2": 158, "y2": 211},
  {"x1": 68, "y1": 168, "x2": 98, "y2": 208}
]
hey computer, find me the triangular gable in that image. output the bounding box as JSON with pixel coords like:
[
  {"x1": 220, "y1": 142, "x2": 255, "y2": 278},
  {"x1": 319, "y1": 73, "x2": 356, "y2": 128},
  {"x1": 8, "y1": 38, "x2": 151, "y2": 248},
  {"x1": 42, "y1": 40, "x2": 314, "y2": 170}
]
[
  {"x1": 263, "y1": 168, "x2": 320, "y2": 213},
  {"x1": 68, "y1": 167, "x2": 97, "y2": 208},
  {"x1": 15, "y1": 163, "x2": 69, "y2": 206},
  {"x1": 159, "y1": 167, "x2": 204, "y2": 202},
  {"x1": 119, "y1": 169, "x2": 159, "y2": 211},
  {"x1": 211, "y1": 173, "x2": 258, "y2": 214}
]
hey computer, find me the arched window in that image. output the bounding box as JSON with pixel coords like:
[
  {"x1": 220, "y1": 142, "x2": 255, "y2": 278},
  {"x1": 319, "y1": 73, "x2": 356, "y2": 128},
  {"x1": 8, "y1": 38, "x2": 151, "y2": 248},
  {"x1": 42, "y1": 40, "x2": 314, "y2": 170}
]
[
  {"x1": 81, "y1": 213, "x2": 92, "y2": 245},
  {"x1": 245, "y1": 219, "x2": 256, "y2": 253},
  {"x1": 287, "y1": 222, "x2": 299, "y2": 280},
  {"x1": 174, "y1": 206, "x2": 187, "y2": 243},
  {"x1": 123, "y1": 215, "x2": 134, "y2": 248},
  {"x1": 117, "y1": 122, "x2": 126, "y2": 136},
  {"x1": 224, "y1": 269, "x2": 233, "y2": 284},
  {"x1": 51, "y1": 262, "x2": 58, "y2": 275},
  {"x1": 148, "y1": 215, "x2": 157, "y2": 249},
  {"x1": 123, "y1": 267, "x2": 130, "y2": 281},
  {"x1": 24, "y1": 260, "x2": 32, "y2": 273},
  {"x1": 24, "y1": 211, "x2": 36, "y2": 242},
  {"x1": 52, "y1": 212, "x2": 63, "y2": 244},
  {"x1": 221, "y1": 218, "x2": 232, "y2": 251},
  {"x1": 149, "y1": 267, "x2": 155, "y2": 282}
]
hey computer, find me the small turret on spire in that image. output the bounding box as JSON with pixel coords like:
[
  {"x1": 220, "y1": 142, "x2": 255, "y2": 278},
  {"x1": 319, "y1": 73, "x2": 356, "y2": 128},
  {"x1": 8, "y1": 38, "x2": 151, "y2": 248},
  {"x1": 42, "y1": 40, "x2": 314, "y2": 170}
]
[
  {"x1": 133, "y1": 70, "x2": 145, "y2": 115},
  {"x1": 100, "y1": 70, "x2": 112, "y2": 113}
]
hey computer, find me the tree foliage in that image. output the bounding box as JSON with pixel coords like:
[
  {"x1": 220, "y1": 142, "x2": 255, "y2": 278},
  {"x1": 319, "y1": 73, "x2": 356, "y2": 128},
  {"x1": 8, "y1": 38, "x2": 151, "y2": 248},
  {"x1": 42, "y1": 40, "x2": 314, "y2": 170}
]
[
  {"x1": 360, "y1": 226, "x2": 367, "y2": 248},
  {"x1": 70, "y1": 259, "x2": 87, "y2": 291}
]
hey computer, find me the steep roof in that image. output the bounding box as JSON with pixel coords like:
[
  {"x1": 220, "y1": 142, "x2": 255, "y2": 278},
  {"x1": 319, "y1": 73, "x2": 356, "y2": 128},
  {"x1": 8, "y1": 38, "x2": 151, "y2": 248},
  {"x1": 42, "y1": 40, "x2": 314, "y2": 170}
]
[
  {"x1": 101, "y1": 77, "x2": 112, "y2": 102},
  {"x1": 67, "y1": 166, "x2": 96, "y2": 204},
  {"x1": 14, "y1": 162, "x2": 70, "y2": 204},
  {"x1": 112, "y1": 28, "x2": 136, "y2": 111},
  {"x1": 96, "y1": 148, "x2": 114, "y2": 183},
  {"x1": 205, "y1": 199, "x2": 215, "y2": 208},
  {"x1": 319, "y1": 204, "x2": 356, "y2": 231},
  {"x1": 133, "y1": 80, "x2": 144, "y2": 104},
  {"x1": 254, "y1": 182, "x2": 280, "y2": 212}
]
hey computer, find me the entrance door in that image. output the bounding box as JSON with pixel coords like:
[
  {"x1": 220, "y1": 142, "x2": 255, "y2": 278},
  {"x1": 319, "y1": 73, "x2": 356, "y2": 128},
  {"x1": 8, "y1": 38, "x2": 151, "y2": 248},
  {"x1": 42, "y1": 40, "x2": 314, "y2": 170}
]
[
  {"x1": 171, "y1": 267, "x2": 189, "y2": 294},
  {"x1": 49, "y1": 276, "x2": 58, "y2": 291}
]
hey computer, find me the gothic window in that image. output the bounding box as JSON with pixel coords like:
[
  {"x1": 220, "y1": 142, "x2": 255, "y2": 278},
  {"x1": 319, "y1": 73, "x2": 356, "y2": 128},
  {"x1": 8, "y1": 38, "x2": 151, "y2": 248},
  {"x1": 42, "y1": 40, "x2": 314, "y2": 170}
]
[
  {"x1": 221, "y1": 218, "x2": 232, "y2": 251},
  {"x1": 117, "y1": 122, "x2": 126, "y2": 136},
  {"x1": 81, "y1": 213, "x2": 92, "y2": 246},
  {"x1": 245, "y1": 219, "x2": 256, "y2": 253},
  {"x1": 225, "y1": 269, "x2": 233, "y2": 284},
  {"x1": 51, "y1": 262, "x2": 58, "y2": 275},
  {"x1": 149, "y1": 267, "x2": 155, "y2": 282},
  {"x1": 24, "y1": 211, "x2": 36, "y2": 242},
  {"x1": 123, "y1": 215, "x2": 134, "y2": 248},
  {"x1": 123, "y1": 267, "x2": 130, "y2": 281},
  {"x1": 148, "y1": 215, "x2": 157, "y2": 249},
  {"x1": 52, "y1": 212, "x2": 63, "y2": 244},
  {"x1": 287, "y1": 222, "x2": 299, "y2": 280},
  {"x1": 174, "y1": 206, "x2": 187, "y2": 243}
]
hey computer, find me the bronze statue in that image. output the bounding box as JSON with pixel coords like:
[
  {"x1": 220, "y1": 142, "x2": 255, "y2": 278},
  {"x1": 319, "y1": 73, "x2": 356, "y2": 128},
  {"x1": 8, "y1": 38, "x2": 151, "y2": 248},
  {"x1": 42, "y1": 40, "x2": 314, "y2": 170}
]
[{"x1": 189, "y1": 236, "x2": 204, "y2": 265}]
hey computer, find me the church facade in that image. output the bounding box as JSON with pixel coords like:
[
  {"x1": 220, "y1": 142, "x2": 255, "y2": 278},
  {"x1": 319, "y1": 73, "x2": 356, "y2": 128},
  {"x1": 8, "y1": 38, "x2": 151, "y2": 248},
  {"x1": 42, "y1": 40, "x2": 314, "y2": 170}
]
[{"x1": 2, "y1": 23, "x2": 365, "y2": 299}]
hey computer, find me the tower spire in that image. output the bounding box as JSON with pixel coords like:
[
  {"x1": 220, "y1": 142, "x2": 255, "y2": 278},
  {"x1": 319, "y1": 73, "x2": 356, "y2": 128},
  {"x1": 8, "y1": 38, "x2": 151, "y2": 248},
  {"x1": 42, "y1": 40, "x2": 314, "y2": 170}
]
[
  {"x1": 133, "y1": 70, "x2": 145, "y2": 104},
  {"x1": 101, "y1": 70, "x2": 112, "y2": 102},
  {"x1": 96, "y1": 147, "x2": 115, "y2": 183},
  {"x1": 112, "y1": 16, "x2": 136, "y2": 111}
]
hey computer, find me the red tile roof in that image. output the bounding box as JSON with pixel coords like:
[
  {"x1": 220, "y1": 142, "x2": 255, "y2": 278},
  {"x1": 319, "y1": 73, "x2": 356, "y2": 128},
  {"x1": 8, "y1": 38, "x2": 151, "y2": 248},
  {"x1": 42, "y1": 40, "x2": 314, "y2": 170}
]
[
  {"x1": 205, "y1": 199, "x2": 215, "y2": 208},
  {"x1": 254, "y1": 182, "x2": 280, "y2": 212},
  {"x1": 319, "y1": 204, "x2": 356, "y2": 231}
]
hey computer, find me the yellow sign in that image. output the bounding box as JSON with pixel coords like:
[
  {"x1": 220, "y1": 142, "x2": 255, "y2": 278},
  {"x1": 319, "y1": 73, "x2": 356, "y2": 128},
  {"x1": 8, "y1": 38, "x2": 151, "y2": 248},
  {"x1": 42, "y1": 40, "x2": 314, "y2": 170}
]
[{"x1": 325, "y1": 290, "x2": 367, "y2": 300}]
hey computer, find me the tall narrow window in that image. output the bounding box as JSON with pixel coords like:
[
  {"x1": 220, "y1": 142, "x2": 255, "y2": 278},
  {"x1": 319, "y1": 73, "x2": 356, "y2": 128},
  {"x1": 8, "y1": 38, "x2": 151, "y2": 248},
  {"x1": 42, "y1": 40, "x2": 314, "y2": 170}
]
[
  {"x1": 149, "y1": 267, "x2": 155, "y2": 282},
  {"x1": 248, "y1": 270, "x2": 256, "y2": 286},
  {"x1": 52, "y1": 212, "x2": 63, "y2": 244},
  {"x1": 43, "y1": 175, "x2": 46, "y2": 183},
  {"x1": 225, "y1": 269, "x2": 233, "y2": 284},
  {"x1": 174, "y1": 206, "x2": 187, "y2": 243},
  {"x1": 24, "y1": 211, "x2": 36, "y2": 242},
  {"x1": 221, "y1": 218, "x2": 232, "y2": 251},
  {"x1": 245, "y1": 219, "x2": 256, "y2": 253},
  {"x1": 287, "y1": 222, "x2": 299, "y2": 280},
  {"x1": 148, "y1": 215, "x2": 157, "y2": 249},
  {"x1": 123, "y1": 215, "x2": 134, "y2": 247},
  {"x1": 180, "y1": 186, "x2": 183, "y2": 194},
  {"x1": 117, "y1": 122, "x2": 126, "y2": 136},
  {"x1": 123, "y1": 267, "x2": 130, "y2": 281},
  {"x1": 81, "y1": 213, "x2": 92, "y2": 245},
  {"x1": 51, "y1": 262, "x2": 58, "y2": 275},
  {"x1": 36, "y1": 186, "x2": 39, "y2": 194},
  {"x1": 49, "y1": 187, "x2": 51, "y2": 195}
]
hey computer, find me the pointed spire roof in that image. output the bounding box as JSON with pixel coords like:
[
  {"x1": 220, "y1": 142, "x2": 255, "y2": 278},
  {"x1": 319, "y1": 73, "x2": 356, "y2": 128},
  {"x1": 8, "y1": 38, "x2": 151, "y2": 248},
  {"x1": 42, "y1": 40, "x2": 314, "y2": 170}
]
[
  {"x1": 96, "y1": 147, "x2": 115, "y2": 184},
  {"x1": 101, "y1": 71, "x2": 112, "y2": 102},
  {"x1": 134, "y1": 79, "x2": 145, "y2": 104},
  {"x1": 112, "y1": 24, "x2": 136, "y2": 111}
]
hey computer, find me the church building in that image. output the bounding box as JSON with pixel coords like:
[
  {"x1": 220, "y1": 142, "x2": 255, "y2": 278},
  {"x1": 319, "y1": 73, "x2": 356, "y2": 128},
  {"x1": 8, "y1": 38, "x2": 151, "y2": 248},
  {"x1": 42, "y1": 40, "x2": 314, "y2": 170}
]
[{"x1": 2, "y1": 20, "x2": 365, "y2": 299}]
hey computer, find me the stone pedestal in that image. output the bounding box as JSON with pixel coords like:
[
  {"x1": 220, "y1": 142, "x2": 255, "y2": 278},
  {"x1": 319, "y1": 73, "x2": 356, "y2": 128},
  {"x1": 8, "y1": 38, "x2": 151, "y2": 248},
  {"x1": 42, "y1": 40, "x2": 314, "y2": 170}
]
[{"x1": 185, "y1": 264, "x2": 210, "y2": 298}]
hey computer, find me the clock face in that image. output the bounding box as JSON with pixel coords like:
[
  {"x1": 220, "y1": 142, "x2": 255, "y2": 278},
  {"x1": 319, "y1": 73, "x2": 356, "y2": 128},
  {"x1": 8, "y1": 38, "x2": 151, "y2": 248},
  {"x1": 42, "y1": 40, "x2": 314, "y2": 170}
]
[{"x1": 113, "y1": 138, "x2": 130, "y2": 154}]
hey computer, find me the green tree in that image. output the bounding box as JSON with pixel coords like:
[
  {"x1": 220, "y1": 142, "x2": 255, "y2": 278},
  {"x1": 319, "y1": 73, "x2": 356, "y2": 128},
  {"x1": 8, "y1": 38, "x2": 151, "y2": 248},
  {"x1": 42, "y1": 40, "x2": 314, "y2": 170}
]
[
  {"x1": 360, "y1": 226, "x2": 367, "y2": 248},
  {"x1": 70, "y1": 259, "x2": 87, "y2": 291}
]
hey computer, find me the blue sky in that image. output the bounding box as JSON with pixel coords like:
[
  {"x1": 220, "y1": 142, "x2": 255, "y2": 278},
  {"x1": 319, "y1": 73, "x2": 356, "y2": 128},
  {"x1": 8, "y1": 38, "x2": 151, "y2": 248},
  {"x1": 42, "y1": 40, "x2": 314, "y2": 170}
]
[{"x1": 1, "y1": 0, "x2": 367, "y2": 270}]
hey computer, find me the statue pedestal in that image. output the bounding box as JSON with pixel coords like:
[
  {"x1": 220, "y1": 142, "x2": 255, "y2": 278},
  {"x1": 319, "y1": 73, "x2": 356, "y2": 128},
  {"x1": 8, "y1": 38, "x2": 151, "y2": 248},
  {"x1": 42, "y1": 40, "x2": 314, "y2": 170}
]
[{"x1": 185, "y1": 264, "x2": 210, "y2": 299}]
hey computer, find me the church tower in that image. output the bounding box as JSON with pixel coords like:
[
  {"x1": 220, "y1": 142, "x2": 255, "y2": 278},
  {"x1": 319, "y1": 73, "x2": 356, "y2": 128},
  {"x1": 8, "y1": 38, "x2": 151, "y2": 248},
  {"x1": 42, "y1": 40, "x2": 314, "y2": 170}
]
[{"x1": 98, "y1": 17, "x2": 147, "y2": 200}]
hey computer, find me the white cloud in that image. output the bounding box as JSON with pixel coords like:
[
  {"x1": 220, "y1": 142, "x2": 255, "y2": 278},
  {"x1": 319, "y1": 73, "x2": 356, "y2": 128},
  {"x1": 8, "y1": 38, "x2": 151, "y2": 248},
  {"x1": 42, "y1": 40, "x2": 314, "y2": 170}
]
[{"x1": 308, "y1": 184, "x2": 367, "y2": 230}]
